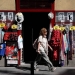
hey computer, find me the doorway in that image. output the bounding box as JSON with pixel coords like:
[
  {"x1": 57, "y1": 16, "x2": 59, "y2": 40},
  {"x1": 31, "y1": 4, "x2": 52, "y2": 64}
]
[{"x1": 22, "y1": 12, "x2": 50, "y2": 63}]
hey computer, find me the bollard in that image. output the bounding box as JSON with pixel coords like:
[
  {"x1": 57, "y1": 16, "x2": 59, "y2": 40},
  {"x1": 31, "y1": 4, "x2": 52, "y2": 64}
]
[{"x1": 31, "y1": 61, "x2": 34, "y2": 75}]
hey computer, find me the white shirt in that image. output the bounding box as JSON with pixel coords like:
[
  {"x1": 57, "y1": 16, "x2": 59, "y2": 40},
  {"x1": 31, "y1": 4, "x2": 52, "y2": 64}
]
[
  {"x1": 38, "y1": 35, "x2": 48, "y2": 52},
  {"x1": 18, "y1": 35, "x2": 23, "y2": 49}
]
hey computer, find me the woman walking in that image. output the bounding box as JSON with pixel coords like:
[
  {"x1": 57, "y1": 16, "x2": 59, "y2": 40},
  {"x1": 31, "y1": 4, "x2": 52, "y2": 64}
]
[{"x1": 34, "y1": 28, "x2": 56, "y2": 72}]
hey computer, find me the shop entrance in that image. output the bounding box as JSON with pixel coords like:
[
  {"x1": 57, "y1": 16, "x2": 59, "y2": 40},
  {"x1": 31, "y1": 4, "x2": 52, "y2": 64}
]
[{"x1": 22, "y1": 12, "x2": 50, "y2": 63}]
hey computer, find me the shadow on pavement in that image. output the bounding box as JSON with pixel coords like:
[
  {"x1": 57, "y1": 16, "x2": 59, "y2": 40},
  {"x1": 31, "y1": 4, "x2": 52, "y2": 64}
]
[
  {"x1": 0, "y1": 70, "x2": 30, "y2": 75},
  {"x1": 0, "y1": 69, "x2": 51, "y2": 75},
  {"x1": 16, "y1": 66, "x2": 31, "y2": 71},
  {"x1": 58, "y1": 69, "x2": 75, "y2": 75},
  {"x1": 39, "y1": 69, "x2": 48, "y2": 71}
]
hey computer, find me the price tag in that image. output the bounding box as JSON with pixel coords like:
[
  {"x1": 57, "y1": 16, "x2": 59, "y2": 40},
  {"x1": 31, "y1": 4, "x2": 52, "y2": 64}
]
[
  {"x1": 11, "y1": 24, "x2": 17, "y2": 29},
  {"x1": 60, "y1": 27, "x2": 65, "y2": 31},
  {"x1": 53, "y1": 25, "x2": 60, "y2": 30}
]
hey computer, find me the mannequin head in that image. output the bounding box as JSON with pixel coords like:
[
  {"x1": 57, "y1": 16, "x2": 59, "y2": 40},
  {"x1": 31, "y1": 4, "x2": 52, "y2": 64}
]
[
  {"x1": 15, "y1": 12, "x2": 24, "y2": 23},
  {"x1": 48, "y1": 12, "x2": 54, "y2": 19}
]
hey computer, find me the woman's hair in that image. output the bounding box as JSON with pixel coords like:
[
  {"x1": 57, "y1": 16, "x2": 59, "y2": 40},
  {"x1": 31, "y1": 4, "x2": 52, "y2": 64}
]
[{"x1": 40, "y1": 28, "x2": 47, "y2": 36}]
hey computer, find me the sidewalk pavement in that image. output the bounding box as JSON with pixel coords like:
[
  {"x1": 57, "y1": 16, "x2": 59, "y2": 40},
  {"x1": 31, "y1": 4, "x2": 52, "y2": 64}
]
[{"x1": 0, "y1": 64, "x2": 75, "y2": 75}]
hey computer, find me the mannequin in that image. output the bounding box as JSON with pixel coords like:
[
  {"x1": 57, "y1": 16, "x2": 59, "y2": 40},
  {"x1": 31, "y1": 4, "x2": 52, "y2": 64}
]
[
  {"x1": 48, "y1": 23, "x2": 53, "y2": 41},
  {"x1": 48, "y1": 12, "x2": 54, "y2": 41},
  {"x1": 15, "y1": 12, "x2": 24, "y2": 65},
  {"x1": 50, "y1": 24, "x2": 61, "y2": 62},
  {"x1": 18, "y1": 34, "x2": 23, "y2": 64},
  {"x1": 15, "y1": 12, "x2": 24, "y2": 30}
]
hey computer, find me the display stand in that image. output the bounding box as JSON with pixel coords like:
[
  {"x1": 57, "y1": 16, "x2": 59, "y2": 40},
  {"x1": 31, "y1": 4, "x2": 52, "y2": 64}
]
[{"x1": 0, "y1": 12, "x2": 19, "y2": 67}]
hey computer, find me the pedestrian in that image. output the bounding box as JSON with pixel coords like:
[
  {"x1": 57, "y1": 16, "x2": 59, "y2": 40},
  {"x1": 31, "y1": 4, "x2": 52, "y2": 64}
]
[{"x1": 34, "y1": 28, "x2": 56, "y2": 72}]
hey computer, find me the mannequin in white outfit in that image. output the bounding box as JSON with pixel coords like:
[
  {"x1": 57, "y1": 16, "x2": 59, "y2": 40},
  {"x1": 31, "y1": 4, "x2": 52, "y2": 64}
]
[{"x1": 18, "y1": 35, "x2": 24, "y2": 64}]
